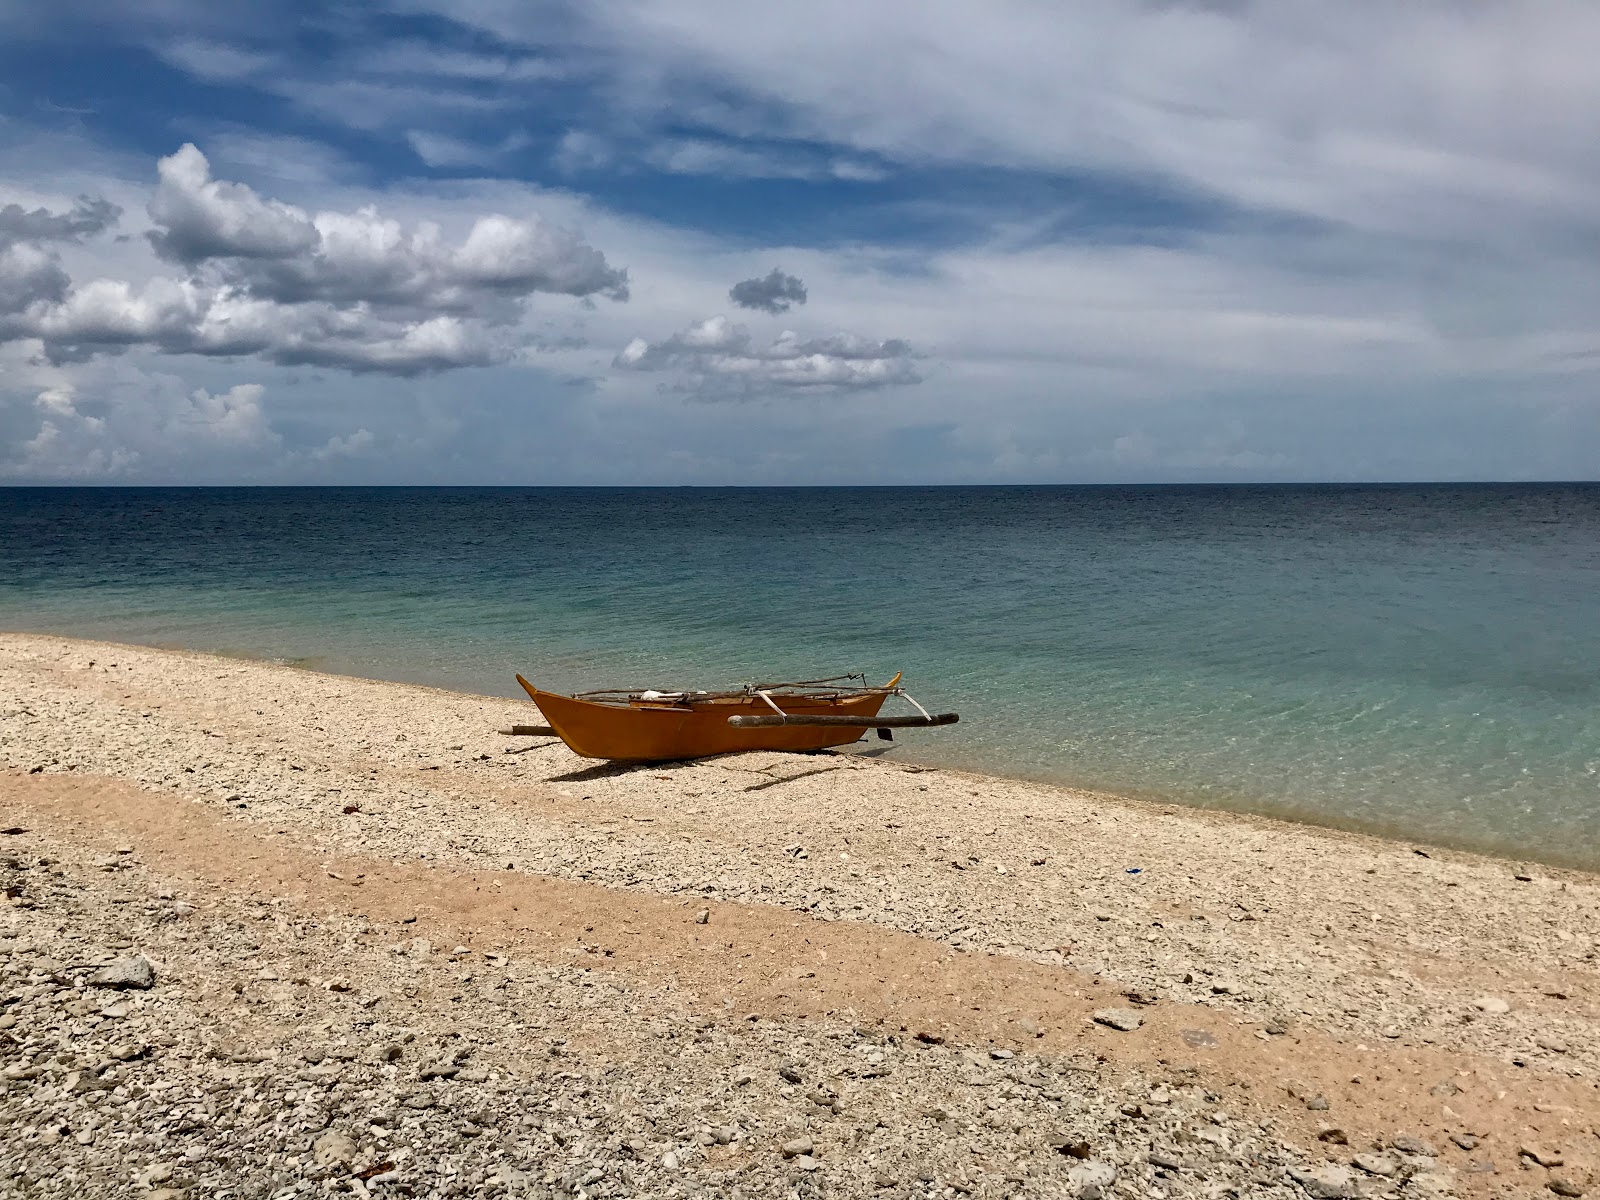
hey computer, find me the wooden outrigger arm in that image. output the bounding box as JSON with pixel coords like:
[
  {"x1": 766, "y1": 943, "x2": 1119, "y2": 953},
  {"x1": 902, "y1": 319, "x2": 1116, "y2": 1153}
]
[{"x1": 727, "y1": 712, "x2": 958, "y2": 729}]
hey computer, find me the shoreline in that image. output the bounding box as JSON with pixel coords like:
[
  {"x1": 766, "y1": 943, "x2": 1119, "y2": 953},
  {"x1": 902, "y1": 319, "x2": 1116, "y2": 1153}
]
[
  {"x1": 2, "y1": 625, "x2": 1583, "y2": 874},
  {"x1": 4, "y1": 630, "x2": 1599, "y2": 1197}
]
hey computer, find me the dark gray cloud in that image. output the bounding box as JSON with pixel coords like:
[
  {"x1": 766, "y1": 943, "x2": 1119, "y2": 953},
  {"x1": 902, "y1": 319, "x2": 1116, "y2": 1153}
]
[
  {"x1": 729, "y1": 267, "x2": 807, "y2": 313},
  {"x1": 0, "y1": 196, "x2": 121, "y2": 249},
  {"x1": 5, "y1": 144, "x2": 629, "y2": 375}
]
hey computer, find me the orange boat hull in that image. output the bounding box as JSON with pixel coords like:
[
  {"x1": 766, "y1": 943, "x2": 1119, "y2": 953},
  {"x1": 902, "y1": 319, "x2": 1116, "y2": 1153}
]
[{"x1": 517, "y1": 677, "x2": 893, "y2": 761}]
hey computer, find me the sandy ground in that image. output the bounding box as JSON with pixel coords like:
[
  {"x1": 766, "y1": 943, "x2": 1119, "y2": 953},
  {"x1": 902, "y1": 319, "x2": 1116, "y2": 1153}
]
[{"x1": 2, "y1": 631, "x2": 1598, "y2": 1199}]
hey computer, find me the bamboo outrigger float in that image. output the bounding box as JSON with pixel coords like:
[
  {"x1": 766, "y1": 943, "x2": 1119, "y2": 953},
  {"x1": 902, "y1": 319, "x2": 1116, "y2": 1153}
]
[{"x1": 511, "y1": 672, "x2": 958, "y2": 762}]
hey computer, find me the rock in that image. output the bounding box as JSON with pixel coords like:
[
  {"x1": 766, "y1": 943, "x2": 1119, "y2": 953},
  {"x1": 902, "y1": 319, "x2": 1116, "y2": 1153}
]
[
  {"x1": 1549, "y1": 1178, "x2": 1586, "y2": 1197},
  {"x1": 1067, "y1": 1160, "x2": 1116, "y2": 1199},
  {"x1": 1091, "y1": 1007, "x2": 1142, "y2": 1032},
  {"x1": 1317, "y1": 1127, "x2": 1348, "y2": 1145},
  {"x1": 778, "y1": 1064, "x2": 803, "y2": 1084},
  {"x1": 312, "y1": 1129, "x2": 357, "y2": 1168},
  {"x1": 91, "y1": 954, "x2": 154, "y2": 990},
  {"x1": 794, "y1": 1155, "x2": 819, "y2": 1172},
  {"x1": 1537, "y1": 1035, "x2": 1571, "y2": 1054},
  {"x1": 1148, "y1": 1151, "x2": 1183, "y2": 1171},
  {"x1": 1047, "y1": 1135, "x2": 1092, "y2": 1159},
  {"x1": 146, "y1": 1191, "x2": 186, "y2": 1200},
  {"x1": 1288, "y1": 1165, "x2": 1358, "y2": 1199},
  {"x1": 661, "y1": 1151, "x2": 680, "y2": 1169},
  {"x1": 1521, "y1": 1144, "x2": 1565, "y2": 1168},
  {"x1": 1305, "y1": 1094, "x2": 1330, "y2": 1111},
  {"x1": 1392, "y1": 1134, "x2": 1436, "y2": 1157},
  {"x1": 781, "y1": 1137, "x2": 813, "y2": 1159},
  {"x1": 1450, "y1": 1134, "x2": 1479, "y2": 1151},
  {"x1": 1407, "y1": 1172, "x2": 1457, "y2": 1198},
  {"x1": 1352, "y1": 1152, "x2": 1402, "y2": 1177},
  {"x1": 1472, "y1": 995, "x2": 1510, "y2": 1014},
  {"x1": 694, "y1": 909, "x2": 710, "y2": 925}
]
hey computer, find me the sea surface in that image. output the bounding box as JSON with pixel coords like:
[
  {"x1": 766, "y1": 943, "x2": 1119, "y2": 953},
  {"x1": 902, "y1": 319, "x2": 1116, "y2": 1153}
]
[{"x1": 3, "y1": 485, "x2": 1599, "y2": 868}]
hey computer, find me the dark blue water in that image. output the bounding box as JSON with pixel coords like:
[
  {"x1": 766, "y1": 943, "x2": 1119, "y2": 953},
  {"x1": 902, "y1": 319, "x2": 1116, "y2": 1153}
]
[{"x1": 4, "y1": 485, "x2": 1599, "y2": 867}]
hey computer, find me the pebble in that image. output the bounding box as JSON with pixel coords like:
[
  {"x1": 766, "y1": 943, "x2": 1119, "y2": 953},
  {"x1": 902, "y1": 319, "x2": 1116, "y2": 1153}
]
[
  {"x1": 1450, "y1": 1133, "x2": 1479, "y2": 1151},
  {"x1": 1091, "y1": 1008, "x2": 1142, "y2": 1032},
  {"x1": 781, "y1": 1136, "x2": 814, "y2": 1158},
  {"x1": 694, "y1": 908, "x2": 710, "y2": 924},
  {"x1": 1472, "y1": 995, "x2": 1510, "y2": 1014},
  {"x1": 1549, "y1": 1178, "x2": 1586, "y2": 1197}
]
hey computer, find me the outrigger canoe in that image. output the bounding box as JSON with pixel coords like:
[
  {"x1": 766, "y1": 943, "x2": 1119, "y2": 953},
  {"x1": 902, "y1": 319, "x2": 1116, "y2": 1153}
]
[{"x1": 512, "y1": 672, "x2": 957, "y2": 762}]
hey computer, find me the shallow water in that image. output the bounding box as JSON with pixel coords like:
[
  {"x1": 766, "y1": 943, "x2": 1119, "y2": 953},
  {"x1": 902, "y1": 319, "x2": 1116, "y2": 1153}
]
[{"x1": 4, "y1": 484, "x2": 1599, "y2": 867}]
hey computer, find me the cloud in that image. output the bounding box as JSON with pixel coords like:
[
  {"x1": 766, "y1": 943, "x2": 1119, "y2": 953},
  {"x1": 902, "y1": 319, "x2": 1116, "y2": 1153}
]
[
  {"x1": 0, "y1": 377, "x2": 278, "y2": 482},
  {"x1": 0, "y1": 196, "x2": 122, "y2": 326},
  {"x1": 0, "y1": 196, "x2": 121, "y2": 247},
  {"x1": 614, "y1": 314, "x2": 920, "y2": 397},
  {"x1": 154, "y1": 37, "x2": 277, "y2": 83},
  {"x1": 146, "y1": 143, "x2": 319, "y2": 263},
  {"x1": 729, "y1": 267, "x2": 807, "y2": 313},
  {"x1": 4, "y1": 144, "x2": 630, "y2": 375},
  {"x1": 641, "y1": 138, "x2": 887, "y2": 182}
]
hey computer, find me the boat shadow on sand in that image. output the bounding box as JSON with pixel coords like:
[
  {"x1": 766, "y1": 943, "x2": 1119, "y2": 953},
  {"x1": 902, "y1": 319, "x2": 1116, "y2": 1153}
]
[{"x1": 542, "y1": 745, "x2": 889, "y2": 786}]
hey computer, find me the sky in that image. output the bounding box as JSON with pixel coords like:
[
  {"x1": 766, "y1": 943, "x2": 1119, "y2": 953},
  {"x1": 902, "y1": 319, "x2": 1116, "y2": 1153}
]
[{"x1": 0, "y1": 1, "x2": 1598, "y2": 485}]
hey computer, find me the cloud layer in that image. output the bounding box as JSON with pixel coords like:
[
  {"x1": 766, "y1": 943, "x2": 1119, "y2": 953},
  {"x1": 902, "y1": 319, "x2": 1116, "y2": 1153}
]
[{"x1": 3, "y1": 145, "x2": 629, "y2": 375}]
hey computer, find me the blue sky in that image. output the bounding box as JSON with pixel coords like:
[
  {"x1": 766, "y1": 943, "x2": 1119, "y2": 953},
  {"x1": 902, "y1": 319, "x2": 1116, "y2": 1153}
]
[{"x1": 1, "y1": 0, "x2": 1598, "y2": 483}]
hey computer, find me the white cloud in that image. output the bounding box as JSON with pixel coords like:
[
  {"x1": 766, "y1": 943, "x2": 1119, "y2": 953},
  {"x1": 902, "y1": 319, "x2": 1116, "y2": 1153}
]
[
  {"x1": 3, "y1": 144, "x2": 629, "y2": 375},
  {"x1": 614, "y1": 314, "x2": 920, "y2": 397},
  {"x1": 147, "y1": 143, "x2": 319, "y2": 263},
  {"x1": 154, "y1": 37, "x2": 277, "y2": 82},
  {"x1": 640, "y1": 138, "x2": 886, "y2": 182},
  {"x1": 424, "y1": 0, "x2": 1600, "y2": 242},
  {"x1": 0, "y1": 375, "x2": 278, "y2": 482}
]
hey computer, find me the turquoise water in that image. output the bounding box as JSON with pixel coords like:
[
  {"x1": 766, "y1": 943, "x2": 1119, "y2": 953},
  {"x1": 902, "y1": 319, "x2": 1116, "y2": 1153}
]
[{"x1": 3, "y1": 485, "x2": 1599, "y2": 868}]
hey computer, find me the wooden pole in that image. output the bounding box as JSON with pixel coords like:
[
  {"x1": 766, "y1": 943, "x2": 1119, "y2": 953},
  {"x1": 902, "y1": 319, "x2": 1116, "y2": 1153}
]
[
  {"x1": 497, "y1": 725, "x2": 558, "y2": 737},
  {"x1": 727, "y1": 713, "x2": 958, "y2": 729}
]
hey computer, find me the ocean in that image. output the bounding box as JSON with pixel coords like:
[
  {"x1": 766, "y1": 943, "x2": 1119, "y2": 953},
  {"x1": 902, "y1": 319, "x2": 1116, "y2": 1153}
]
[{"x1": 3, "y1": 484, "x2": 1598, "y2": 868}]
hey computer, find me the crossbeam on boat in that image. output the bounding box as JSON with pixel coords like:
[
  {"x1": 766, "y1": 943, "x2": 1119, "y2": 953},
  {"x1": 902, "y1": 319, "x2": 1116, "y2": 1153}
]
[{"x1": 727, "y1": 712, "x2": 959, "y2": 729}]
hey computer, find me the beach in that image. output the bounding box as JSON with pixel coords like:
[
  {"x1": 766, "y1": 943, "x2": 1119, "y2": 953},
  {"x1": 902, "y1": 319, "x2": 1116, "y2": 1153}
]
[{"x1": 2, "y1": 632, "x2": 1597, "y2": 1198}]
